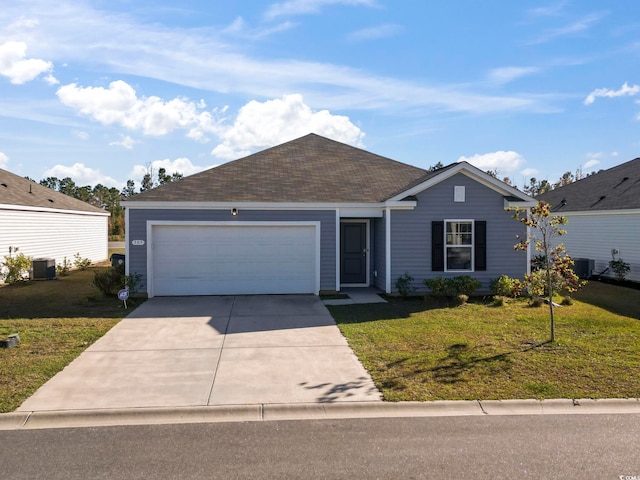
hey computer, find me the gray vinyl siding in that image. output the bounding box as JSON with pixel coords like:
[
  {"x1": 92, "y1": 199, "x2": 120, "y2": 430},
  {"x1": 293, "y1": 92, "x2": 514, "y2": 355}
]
[
  {"x1": 127, "y1": 209, "x2": 336, "y2": 293},
  {"x1": 390, "y1": 173, "x2": 528, "y2": 293},
  {"x1": 372, "y1": 216, "x2": 386, "y2": 290}
]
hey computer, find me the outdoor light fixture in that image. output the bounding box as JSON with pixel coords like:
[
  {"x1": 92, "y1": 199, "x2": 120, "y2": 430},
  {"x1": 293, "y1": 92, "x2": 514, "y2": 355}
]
[{"x1": 231, "y1": 208, "x2": 238, "y2": 216}]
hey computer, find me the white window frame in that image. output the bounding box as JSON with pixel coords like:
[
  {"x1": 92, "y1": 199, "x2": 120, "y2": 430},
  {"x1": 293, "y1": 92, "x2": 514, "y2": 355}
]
[{"x1": 444, "y1": 219, "x2": 474, "y2": 272}]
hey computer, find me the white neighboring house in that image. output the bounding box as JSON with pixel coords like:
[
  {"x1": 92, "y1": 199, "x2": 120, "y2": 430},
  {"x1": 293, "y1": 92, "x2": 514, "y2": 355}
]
[
  {"x1": 536, "y1": 157, "x2": 640, "y2": 283},
  {"x1": 0, "y1": 168, "x2": 109, "y2": 279}
]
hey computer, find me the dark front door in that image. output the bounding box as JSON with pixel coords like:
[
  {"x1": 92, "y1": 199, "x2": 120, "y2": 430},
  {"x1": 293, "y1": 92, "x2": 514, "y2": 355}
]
[{"x1": 341, "y1": 222, "x2": 367, "y2": 284}]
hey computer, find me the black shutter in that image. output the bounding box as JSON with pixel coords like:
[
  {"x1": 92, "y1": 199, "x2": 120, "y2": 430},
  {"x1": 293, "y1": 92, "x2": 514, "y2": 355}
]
[
  {"x1": 475, "y1": 221, "x2": 487, "y2": 271},
  {"x1": 432, "y1": 221, "x2": 444, "y2": 271}
]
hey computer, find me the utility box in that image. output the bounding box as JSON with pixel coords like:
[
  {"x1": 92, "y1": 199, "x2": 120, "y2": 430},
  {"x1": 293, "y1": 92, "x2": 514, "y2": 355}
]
[
  {"x1": 573, "y1": 258, "x2": 594, "y2": 279},
  {"x1": 32, "y1": 258, "x2": 56, "y2": 280}
]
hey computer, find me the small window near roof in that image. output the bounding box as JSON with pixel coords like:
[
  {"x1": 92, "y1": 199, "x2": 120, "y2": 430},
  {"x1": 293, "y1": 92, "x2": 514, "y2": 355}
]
[{"x1": 454, "y1": 186, "x2": 465, "y2": 202}]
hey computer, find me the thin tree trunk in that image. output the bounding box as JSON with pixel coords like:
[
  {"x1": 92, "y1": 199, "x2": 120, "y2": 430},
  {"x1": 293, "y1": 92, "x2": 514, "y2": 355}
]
[{"x1": 548, "y1": 273, "x2": 555, "y2": 343}]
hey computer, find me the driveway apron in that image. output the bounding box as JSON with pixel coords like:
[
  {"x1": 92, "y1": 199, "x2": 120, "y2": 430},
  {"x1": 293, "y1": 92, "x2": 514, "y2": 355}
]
[{"x1": 18, "y1": 295, "x2": 381, "y2": 412}]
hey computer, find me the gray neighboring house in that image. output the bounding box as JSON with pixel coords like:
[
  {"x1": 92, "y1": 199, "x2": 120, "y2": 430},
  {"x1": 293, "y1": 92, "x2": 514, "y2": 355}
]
[
  {"x1": 122, "y1": 134, "x2": 536, "y2": 297},
  {"x1": 537, "y1": 157, "x2": 640, "y2": 282},
  {"x1": 0, "y1": 168, "x2": 109, "y2": 275}
]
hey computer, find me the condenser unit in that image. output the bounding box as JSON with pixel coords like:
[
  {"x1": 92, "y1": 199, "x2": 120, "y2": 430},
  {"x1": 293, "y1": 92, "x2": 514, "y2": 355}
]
[{"x1": 32, "y1": 258, "x2": 56, "y2": 280}]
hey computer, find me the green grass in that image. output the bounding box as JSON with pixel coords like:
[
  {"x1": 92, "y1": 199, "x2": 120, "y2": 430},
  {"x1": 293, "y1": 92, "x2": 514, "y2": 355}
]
[
  {"x1": 108, "y1": 247, "x2": 125, "y2": 258},
  {"x1": 329, "y1": 281, "x2": 640, "y2": 401},
  {"x1": 0, "y1": 267, "x2": 144, "y2": 413}
]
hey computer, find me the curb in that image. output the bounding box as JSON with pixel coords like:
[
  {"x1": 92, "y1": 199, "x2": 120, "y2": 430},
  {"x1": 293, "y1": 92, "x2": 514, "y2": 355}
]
[{"x1": 1, "y1": 398, "x2": 639, "y2": 431}]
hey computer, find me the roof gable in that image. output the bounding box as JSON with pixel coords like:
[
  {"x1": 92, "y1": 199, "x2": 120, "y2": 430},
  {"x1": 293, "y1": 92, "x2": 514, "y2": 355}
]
[
  {"x1": 0, "y1": 168, "x2": 107, "y2": 214},
  {"x1": 537, "y1": 157, "x2": 640, "y2": 212},
  {"x1": 387, "y1": 161, "x2": 536, "y2": 204}
]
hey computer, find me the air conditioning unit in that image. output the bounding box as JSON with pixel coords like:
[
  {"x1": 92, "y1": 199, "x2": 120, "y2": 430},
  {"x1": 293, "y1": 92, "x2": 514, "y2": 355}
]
[
  {"x1": 573, "y1": 258, "x2": 594, "y2": 279},
  {"x1": 32, "y1": 258, "x2": 56, "y2": 280}
]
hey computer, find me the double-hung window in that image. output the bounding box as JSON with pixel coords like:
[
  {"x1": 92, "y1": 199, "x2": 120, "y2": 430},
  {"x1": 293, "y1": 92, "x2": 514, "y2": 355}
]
[{"x1": 445, "y1": 220, "x2": 473, "y2": 271}]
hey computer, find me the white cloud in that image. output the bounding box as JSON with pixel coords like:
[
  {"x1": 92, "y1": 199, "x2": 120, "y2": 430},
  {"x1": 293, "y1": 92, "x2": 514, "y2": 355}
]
[
  {"x1": 56, "y1": 80, "x2": 221, "y2": 137},
  {"x1": 211, "y1": 94, "x2": 364, "y2": 159},
  {"x1": 129, "y1": 158, "x2": 212, "y2": 180},
  {"x1": 487, "y1": 66, "x2": 540, "y2": 85},
  {"x1": 584, "y1": 82, "x2": 640, "y2": 105},
  {"x1": 223, "y1": 16, "x2": 296, "y2": 39},
  {"x1": 8, "y1": 16, "x2": 40, "y2": 29},
  {"x1": 521, "y1": 167, "x2": 538, "y2": 176},
  {"x1": 583, "y1": 159, "x2": 600, "y2": 169},
  {"x1": 44, "y1": 163, "x2": 120, "y2": 187},
  {"x1": 0, "y1": 1, "x2": 552, "y2": 118},
  {"x1": 72, "y1": 130, "x2": 89, "y2": 140},
  {"x1": 0, "y1": 152, "x2": 9, "y2": 169},
  {"x1": 265, "y1": 0, "x2": 377, "y2": 19},
  {"x1": 109, "y1": 135, "x2": 138, "y2": 150},
  {"x1": 458, "y1": 151, "x2": 526, "y2": 174},
  {"x1": 527, "y1": 2, "x2": 567, "y2": 17},
  {"x1": 0, "y1": 41, "x2": 53, "y2": 84},
  {"x1": 528, "y1": 12, "x2": 606, "y2": 45},
  {"x1": 348, "y1": 24, "x2": 402, "y2": 41},
  {"x1": 43, "y1": 74, "x2": 59, "y2": 85}
]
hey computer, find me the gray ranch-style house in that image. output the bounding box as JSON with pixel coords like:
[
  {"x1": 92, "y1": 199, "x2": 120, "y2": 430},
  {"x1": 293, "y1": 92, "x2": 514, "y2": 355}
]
[{"x1": 122, "y1": 134, "x2": 536, "y2": 297}]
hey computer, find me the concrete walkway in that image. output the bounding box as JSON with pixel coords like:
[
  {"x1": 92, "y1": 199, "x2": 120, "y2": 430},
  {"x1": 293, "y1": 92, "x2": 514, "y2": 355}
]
[
  {"x1": 323, "y1": 287, "x2": 388, "y2": 306},
  {"x1": 17, "y1": 295, "x2": 381, "y2": 413}
]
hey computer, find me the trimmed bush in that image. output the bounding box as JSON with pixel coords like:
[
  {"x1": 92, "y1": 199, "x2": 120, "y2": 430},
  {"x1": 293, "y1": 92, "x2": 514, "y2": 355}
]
[
  {"x1": 452, "y1": 276, "x2": 481, "y2": 297},
  {"x1": 423, "y1": 277, "x2": 457, "y2": 298},
  {"x1": 453, "y1": 294, "x2": 469, "y2": 306},
  {"x1": 530, "y1": 296, "x2": 544, "y2": 308},
  {"x1": 73, "y1": 253, "x2": 92, "y2": 270},
  {"x1": 93, "y1": 264, "x2": 125, "y2": 296},
  {"x1": 490, "y1": 275, "x2": 524, "y2": 298},
  {"x1": 424, "y1": 276, "x2": 481, "y2": 299},
  {"x1": 56, "y1": 257, "x2": 71, "y2": 277},
  {"x1": 395, "y1": 272, "x2": 416, "y2": 298},
  {"x1": 1, "y1": 253, "x2": 31, "y2": 284},
  {"x1": 561, "y1": 295, "x2": 573, "y2": 306},
  {"x1": 492, "y1": 295, "x2": 507, "y2": 307}
]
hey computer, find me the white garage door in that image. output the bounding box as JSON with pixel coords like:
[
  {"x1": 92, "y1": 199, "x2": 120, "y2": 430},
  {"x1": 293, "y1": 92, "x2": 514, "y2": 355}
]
[{"x1": 150, "y1": 223, "x2": 318, "y2": 296}]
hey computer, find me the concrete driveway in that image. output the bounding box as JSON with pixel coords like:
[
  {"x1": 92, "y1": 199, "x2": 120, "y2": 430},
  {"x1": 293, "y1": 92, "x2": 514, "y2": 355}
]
[{"x1": 18, "y1": 295, "x2": 381, "y2": 412}]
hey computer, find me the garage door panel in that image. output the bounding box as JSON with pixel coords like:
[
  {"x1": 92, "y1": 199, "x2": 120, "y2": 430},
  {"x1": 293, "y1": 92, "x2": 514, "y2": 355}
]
[{"x1": 151, "y1": 224, "x2": 317, "y2": 296}]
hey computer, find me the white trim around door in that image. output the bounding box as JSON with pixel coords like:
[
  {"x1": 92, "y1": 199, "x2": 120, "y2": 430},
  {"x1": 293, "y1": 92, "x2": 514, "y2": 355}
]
[{"x1": 339, "y1": 219, "x2": 370, "y2": 288}]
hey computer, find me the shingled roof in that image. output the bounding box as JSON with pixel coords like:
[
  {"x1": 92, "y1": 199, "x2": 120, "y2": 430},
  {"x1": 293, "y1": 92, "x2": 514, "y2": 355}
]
[
  {"x1": 130, "y1": 134, "x2": 449, "y2": 203},
  {"x1": 0, "y1": 168, "x2": 107, "y2": 214},
  {"x1": 537, "y1": 157, "x2": 640, "y2": 212}
]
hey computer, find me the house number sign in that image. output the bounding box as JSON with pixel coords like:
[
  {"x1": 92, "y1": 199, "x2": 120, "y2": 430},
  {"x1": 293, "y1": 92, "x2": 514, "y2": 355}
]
[{"x1": 131, "y1": 240, "x2": 145, "y2": 246}]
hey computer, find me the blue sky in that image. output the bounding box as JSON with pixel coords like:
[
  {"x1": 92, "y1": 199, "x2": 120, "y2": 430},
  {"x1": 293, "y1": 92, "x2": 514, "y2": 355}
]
[{"x1": 0, "y1": 0, "x2": 638, "y2": 190}]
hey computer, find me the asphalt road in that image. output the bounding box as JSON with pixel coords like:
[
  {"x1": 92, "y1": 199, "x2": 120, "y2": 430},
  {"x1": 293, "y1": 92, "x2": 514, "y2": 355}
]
[{"x1": 2, "y1": 414, "x2": 639, "y2": 479}]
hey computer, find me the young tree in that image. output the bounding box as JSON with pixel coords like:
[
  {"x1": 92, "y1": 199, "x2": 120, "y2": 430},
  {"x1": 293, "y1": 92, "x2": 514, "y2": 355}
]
[{"x1": 511, "y1": 201, "x2": 583, "y2": 342}]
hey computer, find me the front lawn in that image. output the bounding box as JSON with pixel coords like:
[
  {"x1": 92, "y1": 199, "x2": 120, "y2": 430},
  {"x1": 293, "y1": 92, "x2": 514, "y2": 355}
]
[
  {"x1": 329, "y1": 281, "x2": 640, "y2": 401},
  {"x1": 0, "y1": 267, "x2": 143, "y2": 413}
]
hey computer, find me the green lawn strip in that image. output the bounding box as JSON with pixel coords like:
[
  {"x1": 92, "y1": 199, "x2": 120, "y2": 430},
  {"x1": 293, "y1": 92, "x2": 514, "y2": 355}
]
[
  {"x1": 0, "y1": 267, "x2": 143, "y2": 413},
  {"x1": 330, "y1": 282, "x2": 640, "y2": 401},
  {"x1": 0, "y1": 317, "x2": 120, "y2": 412}
]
